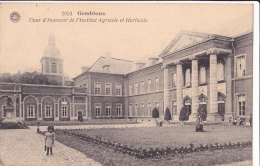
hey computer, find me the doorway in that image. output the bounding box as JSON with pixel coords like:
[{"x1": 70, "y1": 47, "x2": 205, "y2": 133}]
[
  {"x1": 78, "y1": 111, "x2": 83, "y2": 121},
  {"x1": 218, "y1": 103, "x2": 225, "y2": 121},
  {"x1": 185, "y1": 105, "x2": 191, "y2": 120}
]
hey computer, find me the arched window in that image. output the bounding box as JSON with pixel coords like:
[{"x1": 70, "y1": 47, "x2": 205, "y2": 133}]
[
  {"x1": 199, "y1": 66, "x2": 206, "y2": 84},
  {"x1": 217, "y1": 61, "x2": 225, "y2": 81},
  {"x1": 185, "y1": 69, "x2": 191, "y2": 86},
  {"x1": 51, "y1": 63, "x2": 57, "y2": 73}
]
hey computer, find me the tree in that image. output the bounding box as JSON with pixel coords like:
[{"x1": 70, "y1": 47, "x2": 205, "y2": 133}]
[
  {"x1": 152, "y1": 107, "x2": 159, "y2": 120},
  {"x1": 0, "y1": 71, "x2": 59, "y2": 85},
  {"x1": 164, "y1": 107, "x2": 172, "y2": 122},
  {"x1": 197, "y1": 107, "x2": 207, "y2": 121},
  {"x1": 179, "y1": 106, "x2": 187, "y2": 122}
]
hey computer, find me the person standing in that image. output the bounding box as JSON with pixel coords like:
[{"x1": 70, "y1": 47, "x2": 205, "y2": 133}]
[
  {"x1": 249, "y1": 114, "x2": 252, "y2": 127},
  {"x1": 45, "y1": 126, "x2": 55, "y2": 155}
]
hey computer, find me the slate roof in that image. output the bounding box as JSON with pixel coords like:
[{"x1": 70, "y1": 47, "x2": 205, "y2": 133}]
[{"x1": 87, "y1": 56, "x2": 134, "y2": 75}]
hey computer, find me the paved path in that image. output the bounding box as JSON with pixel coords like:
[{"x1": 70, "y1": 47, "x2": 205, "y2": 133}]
[{"x1": 0, "y1": 129, "x2": 102, "y2": 166}]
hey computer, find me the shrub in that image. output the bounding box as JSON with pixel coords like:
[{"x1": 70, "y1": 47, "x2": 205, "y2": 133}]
[
  {"x1": 179, "y1": 106, "x2": 187, "y2": 121},
  {"x1": 164, "y1": 107, "x2": 172, "y2": 121},
  {"x1": 152, "y1": 107, "x2": 159, "y2": 120}
]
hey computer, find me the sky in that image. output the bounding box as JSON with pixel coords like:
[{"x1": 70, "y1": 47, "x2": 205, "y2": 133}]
[{"x1": 0, "y1": 3, "x2": 254, "y2": 78}]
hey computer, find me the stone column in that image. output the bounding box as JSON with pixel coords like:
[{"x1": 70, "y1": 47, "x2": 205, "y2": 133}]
[
  {"x1": 176, "y1": 63, "x2": 183, "y2": 119},
  {"x1": 225, "y1": 55, "x2": 233, "y2": 121},
  {"x1": 191, "y1": 58, "x2": 199, "y2": 121},
  {"x1": 163, "y1": 66, "x2": 170, "y2": 114},
  {"x1": 208, "y1": 52, "x2": 221, "y2": 121}
]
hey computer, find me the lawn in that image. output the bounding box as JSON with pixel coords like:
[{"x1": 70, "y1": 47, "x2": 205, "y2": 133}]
[
  {"x1": 72, "y1": 125, "x2": 252, "y2": 149},
  {"x1": 54, "y1": 125, "x2": 252, "y2": 166}
]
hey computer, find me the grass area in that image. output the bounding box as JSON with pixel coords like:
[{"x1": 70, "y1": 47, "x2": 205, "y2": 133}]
[
  {"x1": 54, "y1": 125, "x2": 252, "y2": 166},
  {"x1": 72, "y1": 125, "x2": 252, "y2": 148}
]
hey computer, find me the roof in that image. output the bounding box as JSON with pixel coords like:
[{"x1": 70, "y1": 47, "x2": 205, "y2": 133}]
[
  {"x1": 87, "y1": 56, "x2": 134, "y2": 75},
  {"x1": 42, "y1": 34, "x2": 61, "y2": 58}
]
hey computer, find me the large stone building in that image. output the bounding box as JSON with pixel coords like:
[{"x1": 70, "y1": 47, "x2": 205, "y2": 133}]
[
  {"x1": 74, "y1": 30, "x2": 253, "y2": 122},
  {"x1": 0, "y1": 29, "x2": 253, "y2": 122}
]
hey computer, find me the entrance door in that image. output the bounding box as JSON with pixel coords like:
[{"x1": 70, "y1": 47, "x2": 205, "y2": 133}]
[
  {"x1": 78, "y1": 111, "x2": 83, "y2": 121},
  {"x1": 199, "y1": 104, "x2": 207, "y2": 121},
  {"x1": 185, "y1": 105, "x2": 191, "y2": 120},
  {"x1": 218, "y1": 103, "x2": 225, "y2": 121}
]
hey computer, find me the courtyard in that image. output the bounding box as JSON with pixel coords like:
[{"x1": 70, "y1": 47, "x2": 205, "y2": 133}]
[{"x1": 53, "y1": 124, "x2": 252, "y2": 166}]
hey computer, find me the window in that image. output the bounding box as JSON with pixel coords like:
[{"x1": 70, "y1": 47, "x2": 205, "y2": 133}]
[
  {"x1": 129, "y1": 104, "x2": 133, "y2": 117},
  {"x1": 162, "y1": 75, "x2": 164, "y2": 90},
  {"x1": 140, "y1": 81, "x2": 145, "y2": 94},
  {"x1": 103, "y1": 65, "x2": 110, "y2": 72},
  {"x1": 155, "y1": 101, "x2": 159, "y2": 110},
  {"x1": 172, "y1": 73, "x2": 177, "y2": 88},
  {"x1": 236, "y1": 55, "x2": 246, "y2": 77},
  {"x1": 129, "y1": 83, "x2": 132, "y2": 96},
  {"x1": 51, "y1": 63, "x2": 57, "y2": 73},
  {"x1": 237, "y1": 95, "x2": 246, "y2": 116},
  {"x1": 105, "y1": 104, "x2": 111, "y2": 116},
  {"x1": 172, "y1": 101, "x2": 177, "y2": 115},
  {"x1": 116, "y1": 104, "x2": 122, "y2": 116},
  {"x1": 185, "y1": 69, "x2": 191, "y2": 86},
  {"x1": 105, "y1": 83, "x2": 111, "y2": 95},
  {"x1": 147, "y1": 103, "x2": 152, "y2": 117},
  {"x1": 27, "y1": 105, "x2": 35, "y2": 118},
  {"x1": 62, "y1": 105, "x2": 67, "y2": 117},
  {"x1": 95, "y1": 104, "x2": 101, "y2": 117},
  {"x1": 141, "y1": 103, "x2": 145, "y2": 117},
  {"x1": 94, "y1": 82, "x2": 101, "y2": 95},
  {"x1": 199, "y1": 66, "x2": 206, "y2": 83},
  {"x1": 155, "y1": 77, "x2": 159, "y2": 91},
  {"x1": 45, "y1": 105, "x2": 52, "y2": 117},
  {"x1": 135, "y1": 82, "x2": 138, "y2": 95},
  {"x1": 217, "y1": 61, "x2": 225, "y2": 81},
  {"x1": 148, "y1": 79, "x2": 152, "y2": 92},
  {"x1": 115, "y1": 84, "x2": 122, "y2": 96},
  {"x1": 135, "y1": 104, "x2": 138, "y2": 117}
]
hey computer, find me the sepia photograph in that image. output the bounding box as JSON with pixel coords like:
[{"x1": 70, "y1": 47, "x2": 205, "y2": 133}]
[{"x1": 0, "y1": 2, "x2": 259, "y2": 166}]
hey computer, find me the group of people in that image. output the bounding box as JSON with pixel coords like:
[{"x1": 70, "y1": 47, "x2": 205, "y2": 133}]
[{"x1": 228, "y1": 114, "x2": 252, "y2": 127}]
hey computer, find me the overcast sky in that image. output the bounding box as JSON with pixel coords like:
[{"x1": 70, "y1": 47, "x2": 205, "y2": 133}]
[{"x1": 0, "y1": 3, "x2": 254, "y2": 78}]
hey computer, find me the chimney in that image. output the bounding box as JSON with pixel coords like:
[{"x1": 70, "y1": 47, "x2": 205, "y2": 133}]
[{"x1": 148, "y1": 57, "x2": 159, "y2": 66}]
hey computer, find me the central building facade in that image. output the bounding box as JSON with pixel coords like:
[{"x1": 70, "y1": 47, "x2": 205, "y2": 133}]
[{"x1": 74, "y1": 31, "x2": 253, "y2": 122}]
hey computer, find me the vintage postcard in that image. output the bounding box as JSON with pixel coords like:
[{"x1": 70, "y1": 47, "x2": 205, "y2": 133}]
[{"x1": 0, "y1": 2, "x2": 259, "y2": 166}]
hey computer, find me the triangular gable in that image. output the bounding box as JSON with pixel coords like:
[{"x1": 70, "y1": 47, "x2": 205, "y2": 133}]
[{"x1": 160, "y1": 31, "x2": 213, "y2": 57}]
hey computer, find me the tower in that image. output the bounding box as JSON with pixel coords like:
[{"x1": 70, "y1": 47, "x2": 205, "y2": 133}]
[{"x1": 40, "y1": 34, "x2": 64, "y2": 85}]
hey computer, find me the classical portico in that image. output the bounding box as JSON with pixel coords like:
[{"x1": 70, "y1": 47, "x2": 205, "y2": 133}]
[{"x1": 160, "y1": 31, "x2": 233, "y2": 122}]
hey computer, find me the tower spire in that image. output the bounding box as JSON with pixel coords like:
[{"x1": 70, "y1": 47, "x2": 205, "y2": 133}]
[{"x1": 48, "y1": 33, "x2": 55, "y2": 45}]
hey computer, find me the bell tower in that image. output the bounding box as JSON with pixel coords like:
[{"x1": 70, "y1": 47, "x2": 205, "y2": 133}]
[{"x1": 40, "y1": 34, "x2": 64, "y2": 85}]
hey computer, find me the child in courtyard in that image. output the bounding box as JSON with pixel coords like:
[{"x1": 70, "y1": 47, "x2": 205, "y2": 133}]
[{"x1": 45, "y1": 126, "x2": 55, "y2": 155}]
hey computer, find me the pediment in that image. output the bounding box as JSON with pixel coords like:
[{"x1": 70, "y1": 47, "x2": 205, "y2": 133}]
[{"x1": 160, "y1": 31, "x2": 212, "y2": 57}]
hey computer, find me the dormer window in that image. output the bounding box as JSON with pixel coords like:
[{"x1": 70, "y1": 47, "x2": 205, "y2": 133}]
[
  {"x1": 136, "y1": 63, "x2": 145, "y2": 70},
  {"x1": 148, "y1": 58, "x2": 159, "y2": 66},
  {"x1": 103, "y1": 65, "x2": 110, "y2": 72}
]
